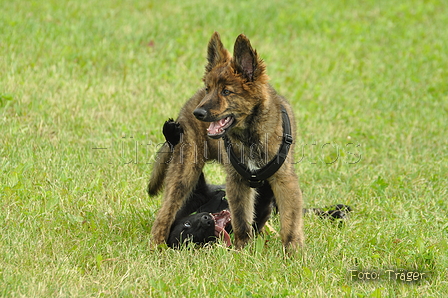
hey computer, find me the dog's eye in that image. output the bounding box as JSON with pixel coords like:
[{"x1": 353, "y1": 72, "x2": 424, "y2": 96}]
[
  {"x1": 222, "y1": 89, "x2": 231, "y2": 96},
  {"x1": 183, "y1": 221, "x2": 191, "y2": 228},
  {"x1": 205, "y1": 87, "x2": 210, "y2": 93}
]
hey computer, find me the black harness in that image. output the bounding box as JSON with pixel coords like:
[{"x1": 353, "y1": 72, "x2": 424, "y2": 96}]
[{"x1": 222, "y1": 106, "x2": 293, "y2": 188}]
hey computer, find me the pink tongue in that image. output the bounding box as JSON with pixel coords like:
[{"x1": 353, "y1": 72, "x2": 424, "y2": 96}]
[
  {"x1": 213, "y1": 210, "x2": 232, "y2": 247},
  {"x1": 207, "y1": 117, "x2": 229, "y2": 135},
  {"x1": 215, "y1": 226, "x2": 232, "y2": 247}
]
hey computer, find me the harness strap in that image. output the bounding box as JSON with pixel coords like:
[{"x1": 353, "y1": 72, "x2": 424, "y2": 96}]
[{"x1": 223, "y1": 106, "x2": 293, "y2": 188}]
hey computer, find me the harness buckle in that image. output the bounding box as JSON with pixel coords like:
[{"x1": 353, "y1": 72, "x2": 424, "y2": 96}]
[{"x1": 283, "y1": 133, "x2": 293, "y2": 145}]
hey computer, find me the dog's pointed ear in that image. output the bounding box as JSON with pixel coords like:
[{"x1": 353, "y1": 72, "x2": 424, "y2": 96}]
[
  {"x1": 233, "y1": 34, "x2": 266, "y2": 82},
  {"x1": 205, "y1": 32, "x2": 229, "y2": 72}
]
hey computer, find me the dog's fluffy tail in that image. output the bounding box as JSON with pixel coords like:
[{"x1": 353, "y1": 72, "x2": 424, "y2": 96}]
[{"x1": 147, "y1": 143, "x2": 172, "y2": 196}]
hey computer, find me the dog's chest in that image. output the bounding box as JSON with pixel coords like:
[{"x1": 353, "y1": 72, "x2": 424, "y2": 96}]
[
  {"x1": 230, "y1": 135, "x2": 280, "y2": 171},
  {"x1": 247, "y1": 159, "x2": 260, "y2": 171}
]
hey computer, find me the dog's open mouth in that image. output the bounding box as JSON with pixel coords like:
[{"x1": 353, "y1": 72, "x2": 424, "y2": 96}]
[
  {"x1": 212, "y1": 210, "x2": 232, "y2": 246},
  {"x1": 207, "y1": 116, "x2": 234, "y2": 138}
]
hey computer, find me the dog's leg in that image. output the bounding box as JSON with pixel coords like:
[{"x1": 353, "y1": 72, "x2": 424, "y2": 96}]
[
  {"x1": 269, "y1": 172, "x2": 304, "y2": 250},
  {"x1": 151, "y1": 167, "x2": 203, "y2": 245},
  {"x1": 225, "y1": 171, "x2": 256, "y2": 249},
  {"x1": 150, "y1": 137, "x2": 205, "y2": 245}
]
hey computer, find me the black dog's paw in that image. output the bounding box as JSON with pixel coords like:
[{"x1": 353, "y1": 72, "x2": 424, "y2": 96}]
[
  {"x1": 322, "y1": 204, "x2": 352, "y2": 220},
  {"x1": 306, "y1": 204, "x2": 352, "y2": 221},
  {"x1": 163, "y1": 118, "x2": 183, "y2": 147}
]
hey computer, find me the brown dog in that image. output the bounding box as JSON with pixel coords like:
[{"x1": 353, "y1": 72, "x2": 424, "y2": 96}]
[{"x1": 148, "y1": 32, "x2": 303, "y2": 250}]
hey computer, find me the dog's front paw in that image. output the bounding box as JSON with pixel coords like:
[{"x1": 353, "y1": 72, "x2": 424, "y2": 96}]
[
  {"x1": 163, "y1": 118, "x2": 183, "y2": 147},
  {"x1": 151, "y1": 217, "x2": 173, "y2": 247},
  {"x1": 150, "y1": 230, "x2": 167, "y2": 246}
]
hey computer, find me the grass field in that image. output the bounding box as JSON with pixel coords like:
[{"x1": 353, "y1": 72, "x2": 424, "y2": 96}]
[{"x1": 1, "y1": 0, "x2": 447, "y2": 296}]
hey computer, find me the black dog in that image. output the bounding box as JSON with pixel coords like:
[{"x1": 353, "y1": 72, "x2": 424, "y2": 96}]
[
  {"x1": 160, "y1": 119, "x2": 351, "y2": 248},
  {"x1": 167, "y1": 173, "x2": 232, "y2": 248}
]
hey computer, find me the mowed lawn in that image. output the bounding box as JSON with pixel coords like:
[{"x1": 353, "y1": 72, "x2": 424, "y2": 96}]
[{"x1": 1, "y1": 0, "x2": 447, "y2": 297}]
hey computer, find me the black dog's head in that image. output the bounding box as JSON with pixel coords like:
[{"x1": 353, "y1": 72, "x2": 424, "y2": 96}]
[{"x1": 167, "y1": 211, "x2": 231, "y2": 248}]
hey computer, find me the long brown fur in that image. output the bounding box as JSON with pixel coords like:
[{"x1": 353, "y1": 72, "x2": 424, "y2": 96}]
[{"x1": 149, "y1": 32, "x2": 303, "y2": 250}]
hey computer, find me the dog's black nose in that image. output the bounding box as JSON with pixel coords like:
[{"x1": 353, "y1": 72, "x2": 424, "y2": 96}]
[
  {"x1": 200, "y1": 214, "x2": 214, "y2": 227},
  {"x1": 193, "y1": 108, "x2": 208, "y2": 120}
]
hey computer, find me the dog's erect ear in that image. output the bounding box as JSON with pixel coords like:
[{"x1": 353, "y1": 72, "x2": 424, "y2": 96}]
[
  {"x1": 233, "y1": 34, "x2": 266, "y2": 82},
  {"x1": 205, "y1": 32, "x2": 229, "y2": 72}
]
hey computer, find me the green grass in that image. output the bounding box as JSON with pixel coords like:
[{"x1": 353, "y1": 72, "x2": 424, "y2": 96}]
[{"x1": 1, "y1": 0, "x2": 447, "y2": 296}]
